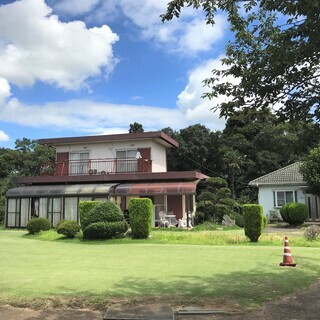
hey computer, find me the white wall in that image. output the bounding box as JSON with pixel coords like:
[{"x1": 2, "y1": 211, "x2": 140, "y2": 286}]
[
  {"x1": 258, "y1": 185, "x2": 306, "y2": 217},
  {"x1": 56, "y1": 139, "x2": 168, "y2": 172}
]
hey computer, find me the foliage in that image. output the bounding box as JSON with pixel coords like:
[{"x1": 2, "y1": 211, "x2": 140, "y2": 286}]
[
  {"x1": 27, "y1": 217, "x2": 51, "y2": 235},
  {"x1": 300, "y1": 147, "x2": 320, "y2": 196},
  {"x1": 162, "y1": 1, "x2": 320, "y2": 123},
  {"x1": 233, "y1": 212, "x2": 244, "y2": 228},
  {"x1": 243, "y1": 204, "x2": 264, "y2": 242},
  {"x1": 84, "y1": 201, "x2": 124, "y2": 227},
  {"x1": 197, "y1": 177, "x2": 239, "y2": 223},
  {"x1": 129, "y1": 122, "x2": 144, "y2": 133},
  {"x1": 128, "y1": 198, "x2": 152, "y2": 239},
  {"x1": 79, "y1": 201, "x2": 102, "y2": 230},
  {"x1": 57, "y1": 220, "x2": 81, "y2": 238},
  {"x1": 162, "y1": 124, "x2": 223, "y2": 176},
  {"x1": 304, "y1": 225, "x2": 320, "y2": 241},
  {"x1": 81, "y1": 201, "x2": 128, "y2": 240},
  {"x1": 83, "y1": 221, "x2": 128, "y2": 240},
  {"x1": 280, "y1": 202, "x2": 308, "y2": 226}
]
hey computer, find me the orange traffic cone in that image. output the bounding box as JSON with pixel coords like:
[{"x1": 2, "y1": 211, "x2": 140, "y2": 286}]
[{"x1": 279, "y1": 236, "x2": 297, "y2": 267}]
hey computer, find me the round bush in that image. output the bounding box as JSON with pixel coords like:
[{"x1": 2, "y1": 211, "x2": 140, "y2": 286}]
[
  {"x1": 281, "y1": 202, "x2": 308, "y2": 226},
  {"x1": 85, "y1": 201, "x2": 124, "y2": 229},
  {"x1": 304, "y1": 225, "x2": 320, "y2": 241},
  {"x1": 27, "y1": 217, "x2": 51, "y2": 235},
  {"x1": 57, "y1": 220, "x2": 81, "y2": 238},
  {"x1": 83, "y1": 221, "x2": 128, "y2": 239}
]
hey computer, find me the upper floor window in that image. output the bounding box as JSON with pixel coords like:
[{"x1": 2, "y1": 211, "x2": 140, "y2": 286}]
[
  {"x1": 69, "y1": 151, "x2": 89, "y2": 175},
  {"x1": 116, "y1": 149, "x2": 138, "y2": 173},
  {"x1": 273, "y1": 190, "x2": 297, "y2": 207}
]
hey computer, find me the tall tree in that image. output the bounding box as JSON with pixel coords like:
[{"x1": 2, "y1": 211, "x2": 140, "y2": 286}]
[
  {"x1": 129, "y1": 122, "x2": 144, "y2": 133},
  {"x1": 162, "y1": 0, "x2": 320, "y2": 122},
  {"x1": 300, "y1": 146, "x2": 320, "y2": 196}
]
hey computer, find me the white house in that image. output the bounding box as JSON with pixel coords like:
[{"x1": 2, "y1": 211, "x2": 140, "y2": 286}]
[
  {"x1": 6, "y1": 131, "x2": 208, "y2": 228},
  {"x1": 249, "y1": 162, "x2": 320, "y2": 222}
]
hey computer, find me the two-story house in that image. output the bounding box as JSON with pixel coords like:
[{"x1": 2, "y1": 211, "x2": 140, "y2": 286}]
[{"x1": 5, "y1": 131, "x2": 208, "y2": 228}]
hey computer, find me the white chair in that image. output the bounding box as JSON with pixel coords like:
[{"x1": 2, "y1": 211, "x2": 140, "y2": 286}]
[{"x1": 158, "y1": 211, "x2": 169, "y2": 228}]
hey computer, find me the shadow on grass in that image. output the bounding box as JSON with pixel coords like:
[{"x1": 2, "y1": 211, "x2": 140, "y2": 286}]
[{"x1": 32, "y1": 257, "x2": 320, "y2": 310}]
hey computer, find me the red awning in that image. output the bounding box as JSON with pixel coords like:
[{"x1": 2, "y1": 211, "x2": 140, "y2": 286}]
[{"x1": 115, "y1": 182, "x2": 197, "y2": 196}]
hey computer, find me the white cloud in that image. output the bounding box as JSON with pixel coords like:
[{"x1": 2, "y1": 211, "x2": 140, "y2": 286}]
[
  {"x1": 55, "y1": 0, "x2": 227, "y2": 55},
  {"x1": 0, "y1": 0, "x2": 119, "y2": 90},
  {"x1": 177, "y1": 57, "x2": 233, "y2": 130},
  {"x1": 54, "y1": 0, "x2": 100, "y2": 16},
  {"x1": 0, "y1": 130, "x2": 9, "y2": 142},
  {"x1": 0, "y1": 77, "x2": 11, "y2": 105},
  {"x1": 0, "y1": 57, "x2": 230, "y2": 134}
]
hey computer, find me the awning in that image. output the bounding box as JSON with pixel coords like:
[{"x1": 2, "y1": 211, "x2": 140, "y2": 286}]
[
  {"x1": 114, "y1": 182, "x2": 198, "y2": 196},
  {"x1": 6, "y1": 184, "x2": 118, "y2": 198}
]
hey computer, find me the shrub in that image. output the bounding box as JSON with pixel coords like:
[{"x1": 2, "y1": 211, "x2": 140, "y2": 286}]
[
  {"x1": 129, "y1": 198, "x2": 152, "y2": 239},
  {"x1": 280, "y1": 202, "x2": 308, "y2": 226},
  {"x1": 27, "y1": 217, "x2": 51, "y2": 235},
  {"x1": 84, "y1": 201, "x2": 123, "y2": 228},
  {"x1": 304, "y1": 225, "x2": 320, "y2": 241},
  {"x1": 83, "y1": 221, "x2": 128, "y2": 239},
  {"x1": 79, "y1": 201, "x2": 102, "y2": 230},
  {"x1": 57, "y1": 220, "x2": 81, "y2": 238},
  {"x1": 234, "y1": 213, "x2": 244, "y2": 228},
  {"x1": 243, "y1": 204, "x2": 264, "y2": 242},
  {"x1": 262, "y1": 215, "x2": 268, "y2": 230}
]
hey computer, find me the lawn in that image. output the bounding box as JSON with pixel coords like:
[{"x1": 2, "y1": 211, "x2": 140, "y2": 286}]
[{"x1": 0, "y1": 229, "x2": 320, "y2": 310}]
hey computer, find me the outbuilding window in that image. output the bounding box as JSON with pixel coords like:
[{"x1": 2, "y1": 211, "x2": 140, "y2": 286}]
[{"x1": 273, "y1": 190, "x2": 297, "y2": 207}]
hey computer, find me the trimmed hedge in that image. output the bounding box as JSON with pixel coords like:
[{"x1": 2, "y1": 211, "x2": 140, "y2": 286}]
[
  {"x1": 280, "y1": 202, "x2": 309, "y2": 226},
  {"x1": 57, "y1": 220, "x2": 81, "y2": 238},
  {"x1": 79, "y1": 201, "x2": 102, "y2": 230},
  {"x1": 129, "y1": 198, "x2": 152, "y2": 239},
  {"x1": 243, "y1": 204, "x2": 264, "y2": 242},
  {"x1": 280, "y1": 202, "x2": 308, "y2": 226},
  {"x1": 27, "y1": 217, "x2": 51, "y2": 235},
  {"x1": 86, "y1": 201, "x2": 123, "y2": 226},
  {"x1": 83, "y1": 221, "x2": 128, "y2": 239}
]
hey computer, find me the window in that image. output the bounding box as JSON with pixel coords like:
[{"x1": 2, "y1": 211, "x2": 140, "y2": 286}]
[
  {"x1": 273, "y1": 190, "x2": 296, "y2": 207},
  {"x1": 116, "y1": 149, "x2": 138, "y2": 173},
  {"x1": 69, "y1": 151, "x2": 89, "y2": 175}
]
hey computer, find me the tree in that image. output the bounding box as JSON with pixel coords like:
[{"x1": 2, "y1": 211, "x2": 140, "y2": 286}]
[
  {"x1": 300, "y1": 146, "x2": 320, "y2": 196},
  {"x1": 162, "y1": 1, "x2": 320, "y2": 122},
  {"x1": 129, "y1": 122, "x2": 144, "y2": 133},
  {"x1": 196, "y1": 177, "x2": 239, "y2": 223},
  {"x1": 163, "y1": 124, "x2": 224, "y2": 176}
]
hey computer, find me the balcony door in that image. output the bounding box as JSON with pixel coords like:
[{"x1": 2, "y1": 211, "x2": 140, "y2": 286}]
[
  {"x1": 69, "y1": 151, "x2": 89, "y2": 175},
  {"x1": 116, "y1": 150, "x2": 137, "y2": 173}
]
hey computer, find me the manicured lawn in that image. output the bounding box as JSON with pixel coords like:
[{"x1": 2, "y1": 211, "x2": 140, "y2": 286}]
[{"x1": 0, "y1": 229, "x2": 320, "y2": 310}]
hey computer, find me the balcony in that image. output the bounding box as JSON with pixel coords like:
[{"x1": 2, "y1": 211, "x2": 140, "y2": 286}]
[{"x1": 40, "y1": 158, "x2": 152, "y2": 176}]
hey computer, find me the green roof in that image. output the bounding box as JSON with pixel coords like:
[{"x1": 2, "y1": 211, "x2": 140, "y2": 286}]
[{"x1": 249, "y1": 162, "x2": 306, "y2": 186}]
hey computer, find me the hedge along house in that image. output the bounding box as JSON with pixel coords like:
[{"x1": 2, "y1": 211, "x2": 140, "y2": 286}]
[
  {"x1": 249, "y1": 162, "x2": 320, "y2": 222},
  {"x1": 5, "y1": 131, "x2": 208, "y2": 228}
]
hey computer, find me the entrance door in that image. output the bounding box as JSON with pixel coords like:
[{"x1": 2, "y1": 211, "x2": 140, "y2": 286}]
[{"x1": 306, "y1": 194, "x2": 320, "y2": 221}]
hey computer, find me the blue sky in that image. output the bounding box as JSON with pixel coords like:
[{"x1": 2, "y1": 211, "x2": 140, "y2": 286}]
[{"x1": 0, "y1": 0, "x2": 233, "y2": 148}]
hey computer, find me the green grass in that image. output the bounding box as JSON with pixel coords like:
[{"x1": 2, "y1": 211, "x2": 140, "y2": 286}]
[{"x1": 1, "y1": 229, "x2": 320, "y2": 310}]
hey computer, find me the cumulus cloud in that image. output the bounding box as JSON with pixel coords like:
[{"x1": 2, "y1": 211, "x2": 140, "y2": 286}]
[
  {"x1": 54, "y1": 0, "x2": 227, "y2": 55},
  {"x1": 0, "y1": 0, "x2": 119, "y2": 90},
  {"x1": 177, "y1": 57, "x2": 235, "y2": 130},
  {"x1": 54, "y1": 0, "x2": 100, "y2": 16},
  {"x1": 0, "y1": 130, "x2": 9, "y2": 142},
  {"x1": 0, "y1": 58, "x2": 230, "y2": 134},
  {"x1": 0, "y1": 77, "x2": 11, "y2": 106}
]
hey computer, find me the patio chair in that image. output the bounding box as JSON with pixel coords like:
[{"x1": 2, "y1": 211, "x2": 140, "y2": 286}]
[{"x1": 158, "y1": 211, "x2": 169, "y2": 228}]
